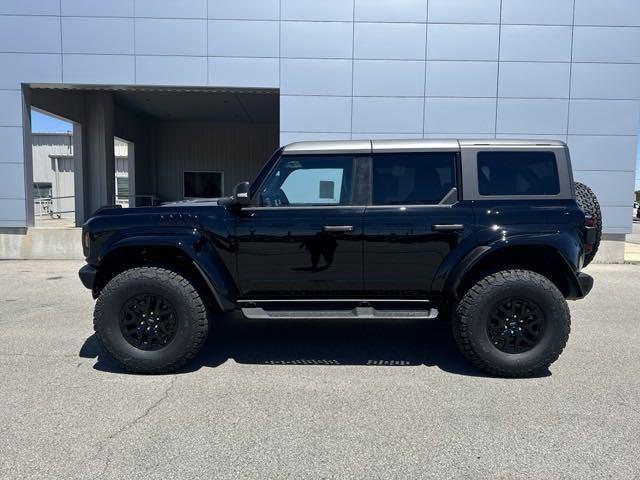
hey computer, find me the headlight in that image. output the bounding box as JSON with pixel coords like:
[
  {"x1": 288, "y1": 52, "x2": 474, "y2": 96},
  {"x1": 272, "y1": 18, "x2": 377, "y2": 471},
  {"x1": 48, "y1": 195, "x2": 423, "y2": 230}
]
[{"x1": 82, "y1": 230, "x2": 91, "y2": 249}]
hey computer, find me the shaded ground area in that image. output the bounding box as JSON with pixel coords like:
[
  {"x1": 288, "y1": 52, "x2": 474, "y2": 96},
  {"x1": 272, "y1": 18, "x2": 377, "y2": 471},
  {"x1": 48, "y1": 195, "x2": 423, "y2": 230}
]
[{"x1": 0, "y1": 261, "x2": 638, "y2": 479}]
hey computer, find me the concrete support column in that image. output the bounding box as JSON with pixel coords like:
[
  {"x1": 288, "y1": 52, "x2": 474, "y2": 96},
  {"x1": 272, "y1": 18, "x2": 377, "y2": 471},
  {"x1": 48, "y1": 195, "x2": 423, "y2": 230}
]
[
  {"x1": 72, "y1": 122, "x2": 84, "y2": 226},
  {"x1": 81, "y1": 92, "x2": 115, "y2": 219},
  {"x1": 138, "y1": 121, "x2": 158, "y2": 204},
  {"x1": 21, "y1": 86, "x2": 34, "y2": 227}
]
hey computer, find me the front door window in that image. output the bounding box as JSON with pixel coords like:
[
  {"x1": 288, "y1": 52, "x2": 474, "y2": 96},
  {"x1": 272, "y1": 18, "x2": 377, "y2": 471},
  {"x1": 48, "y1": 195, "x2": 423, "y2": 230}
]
[{"x1": 258, "y1": 155, "x2": 354, "y2": 207}]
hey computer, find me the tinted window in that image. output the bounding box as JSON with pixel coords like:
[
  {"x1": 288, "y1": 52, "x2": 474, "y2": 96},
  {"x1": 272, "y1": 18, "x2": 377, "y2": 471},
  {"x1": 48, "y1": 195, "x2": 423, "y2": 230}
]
[
  {"x1": 259, "y1": 155, "x2": 354, "y2": 206},
  {"x1": 478, "y1": 151, "x2": 560, "y2": 196},
  {"x1": 372, "y1": 153, "x2": 456, "y2": 205}
]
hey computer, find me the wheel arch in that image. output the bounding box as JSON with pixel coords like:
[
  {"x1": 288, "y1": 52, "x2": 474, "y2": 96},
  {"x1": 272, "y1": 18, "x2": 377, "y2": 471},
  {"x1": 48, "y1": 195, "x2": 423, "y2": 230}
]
[
  {"x1": 94, "y1": 239, "x2": 236, "y2": 311},
  {"x1": 446, "y1": 243, "x2": 583, "y2": 301}
]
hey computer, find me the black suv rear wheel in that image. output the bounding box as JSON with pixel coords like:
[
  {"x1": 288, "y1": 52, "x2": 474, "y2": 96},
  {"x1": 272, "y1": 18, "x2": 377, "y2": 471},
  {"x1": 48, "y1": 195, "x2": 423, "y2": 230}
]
[
  {"x1": 453, "y1": 269, "x2": 570, "y2": 377},
  {"x1": 94, "y1": 266, "x2": 209, "y2": 374}
]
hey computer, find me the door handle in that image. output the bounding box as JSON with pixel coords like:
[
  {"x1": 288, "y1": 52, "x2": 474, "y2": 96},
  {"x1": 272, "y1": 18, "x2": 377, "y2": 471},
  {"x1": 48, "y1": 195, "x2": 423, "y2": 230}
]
[
  {"x1": 432, "y1": 224, "x2": 464, "y2": 232},
  {"x1": 323, "y1": 225, "x2": 354, "y2": 232}
]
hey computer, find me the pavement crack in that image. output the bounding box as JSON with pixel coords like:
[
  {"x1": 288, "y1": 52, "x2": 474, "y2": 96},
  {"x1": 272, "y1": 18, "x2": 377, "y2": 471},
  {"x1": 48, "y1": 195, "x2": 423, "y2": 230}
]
[
  {"x1": 96, "y1": 454, "x2": 111, "y2": 480},
  {"x1": 105, "y1": 375, "x2": 177, "y2": 442},
  {"x1": 617, "y1": 392, "x2": 640, "y2": 416},
  {"x1": 93, "y1": 375, "x2": 177, "y2": 479}
]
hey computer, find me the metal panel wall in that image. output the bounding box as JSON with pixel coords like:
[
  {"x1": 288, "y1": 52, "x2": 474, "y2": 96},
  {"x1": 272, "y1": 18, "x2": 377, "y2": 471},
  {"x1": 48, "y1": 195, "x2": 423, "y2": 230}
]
[
  {"x1": 0, "y1": 0, "x2": 638, "y2": 235},
  {"x1": 153, "y1": 121, "x2": 278, "y2": 202},
  {"x1": 31, "y1": 133, "x2": 72, "y2": 183}
]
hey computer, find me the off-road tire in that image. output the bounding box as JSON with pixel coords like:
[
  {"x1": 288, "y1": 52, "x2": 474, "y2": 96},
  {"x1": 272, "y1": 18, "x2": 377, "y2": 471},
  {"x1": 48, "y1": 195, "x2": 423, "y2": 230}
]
[
  {"x1": 94, "y1": 266, "x2": 209, "y2": 374},
  {"x1": 453, "y1": 269, "x2": 570, "y2": 378},
  {"x1": 574, "y1": 181, "x2": 602, "y2": 267}
]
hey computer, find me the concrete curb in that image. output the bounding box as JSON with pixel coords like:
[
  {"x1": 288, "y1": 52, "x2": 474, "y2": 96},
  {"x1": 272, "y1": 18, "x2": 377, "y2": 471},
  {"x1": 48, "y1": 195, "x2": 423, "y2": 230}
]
[{"x1": 0, "y1": 227, "x2": 83, "y2": 260}]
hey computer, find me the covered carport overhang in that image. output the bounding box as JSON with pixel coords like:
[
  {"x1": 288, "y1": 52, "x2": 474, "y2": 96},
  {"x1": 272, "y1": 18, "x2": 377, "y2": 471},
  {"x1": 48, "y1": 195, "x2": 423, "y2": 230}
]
[{"x1": 25, "y1": 84, "x2": 279, "y2": 226}]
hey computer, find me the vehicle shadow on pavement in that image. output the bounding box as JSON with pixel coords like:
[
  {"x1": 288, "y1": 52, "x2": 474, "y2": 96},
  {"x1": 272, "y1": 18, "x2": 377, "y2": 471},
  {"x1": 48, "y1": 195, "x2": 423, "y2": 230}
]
[{"x1": 79, "y1": 315, "x2": 551, "y2": 378}]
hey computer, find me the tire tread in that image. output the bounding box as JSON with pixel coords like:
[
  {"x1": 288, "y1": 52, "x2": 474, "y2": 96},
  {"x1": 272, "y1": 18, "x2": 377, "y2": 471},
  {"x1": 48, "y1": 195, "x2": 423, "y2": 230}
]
[
  {"x1": 454, "y1": 269, "x2": 571, "y2": 378},
  {"x1": 93, "y1": 266, "x2": 208, "y2": 374},
  {"x1": 574, "y1": 181, "x2": 602, "y2": 267}
]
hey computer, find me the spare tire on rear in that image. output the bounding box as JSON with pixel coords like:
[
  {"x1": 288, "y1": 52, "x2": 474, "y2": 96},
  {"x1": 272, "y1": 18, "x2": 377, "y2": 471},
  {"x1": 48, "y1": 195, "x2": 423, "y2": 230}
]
[{"x1": 574, "y1": 181, "x2": 602, "y2": 267}]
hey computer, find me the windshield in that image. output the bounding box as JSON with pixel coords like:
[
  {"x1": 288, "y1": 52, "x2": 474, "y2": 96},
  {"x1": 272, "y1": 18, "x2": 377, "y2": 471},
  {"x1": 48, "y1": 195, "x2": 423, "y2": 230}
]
[{"x1": 250, "y1": 147, "x2": 283, "y2": 198}]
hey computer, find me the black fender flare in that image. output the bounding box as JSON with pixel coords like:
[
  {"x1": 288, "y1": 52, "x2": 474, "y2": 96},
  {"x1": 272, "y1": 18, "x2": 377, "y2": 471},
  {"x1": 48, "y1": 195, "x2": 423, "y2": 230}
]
[
  {"x1": 98, "y1": 232, "x2": 236, "y2": 311},
  {"x1": 438, "y1": 235, "x2": 584, "y2": 300}
]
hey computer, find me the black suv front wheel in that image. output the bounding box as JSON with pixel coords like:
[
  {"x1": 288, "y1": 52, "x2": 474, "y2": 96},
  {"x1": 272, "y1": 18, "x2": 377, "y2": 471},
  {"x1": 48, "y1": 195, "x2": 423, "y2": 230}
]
[
  {"x1": 94, "y1": 266, "x2": 209, "y2": 374},
  {"x1": 453, "y1": 269, "x2": 570, "y2": 377}
]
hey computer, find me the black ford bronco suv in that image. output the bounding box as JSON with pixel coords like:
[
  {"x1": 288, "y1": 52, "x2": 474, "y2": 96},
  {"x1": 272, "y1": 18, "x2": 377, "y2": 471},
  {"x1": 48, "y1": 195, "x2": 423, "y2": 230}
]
[{"x1": 79, "y1": 139, "x2": 601, "y2": 377}]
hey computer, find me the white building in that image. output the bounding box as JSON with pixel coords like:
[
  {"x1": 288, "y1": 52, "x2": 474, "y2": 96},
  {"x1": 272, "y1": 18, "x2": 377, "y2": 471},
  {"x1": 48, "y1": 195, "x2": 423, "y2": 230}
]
[
  {"x1": 0, "y1": 0, "x2": 639, "y2": 260},
  {"x1": 31, "y1": 133, "x2": 129, "y2": 222},
  {"x1": 31, "y1": 132, "x2": 74, "y2": 219}
]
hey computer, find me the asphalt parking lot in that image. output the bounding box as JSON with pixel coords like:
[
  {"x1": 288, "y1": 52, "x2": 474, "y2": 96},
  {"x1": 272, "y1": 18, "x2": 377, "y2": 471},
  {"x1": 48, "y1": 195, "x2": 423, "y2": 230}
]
[{"x1": 1, "y1": 260, "x2": 639, "y2": 479}]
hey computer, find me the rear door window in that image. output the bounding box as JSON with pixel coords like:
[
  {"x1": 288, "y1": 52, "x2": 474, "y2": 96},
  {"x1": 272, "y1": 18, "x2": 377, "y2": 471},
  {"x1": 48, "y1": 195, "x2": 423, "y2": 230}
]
[
  {"x1": 477, "y1": 151, "x2": 560, "y2": 196},
  {"x1": 371, "y1": 152, "x2": 456, "y2": 205}
]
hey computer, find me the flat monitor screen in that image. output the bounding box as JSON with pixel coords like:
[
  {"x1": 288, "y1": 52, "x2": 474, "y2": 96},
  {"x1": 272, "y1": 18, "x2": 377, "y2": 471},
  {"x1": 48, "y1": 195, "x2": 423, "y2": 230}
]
[{"x1": 184, "y1": 171, "x2": 223, "y2": 198}]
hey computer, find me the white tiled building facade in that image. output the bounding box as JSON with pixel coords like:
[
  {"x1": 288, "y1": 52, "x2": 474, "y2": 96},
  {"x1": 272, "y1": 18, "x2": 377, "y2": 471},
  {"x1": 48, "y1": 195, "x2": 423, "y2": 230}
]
[{"x1": 0, "y1": 0, "x2": 639, "y2": 244}]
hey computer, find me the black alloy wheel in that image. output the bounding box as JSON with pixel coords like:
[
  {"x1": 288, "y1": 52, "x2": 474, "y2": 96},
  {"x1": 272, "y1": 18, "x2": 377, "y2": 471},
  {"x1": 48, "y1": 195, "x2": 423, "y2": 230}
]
[
  {"x1": 120, "y1": 293, "x2": 178, "y2": 351},
  {"x1": 486, "y1": 297, "x2": 546, "y2": 354}
]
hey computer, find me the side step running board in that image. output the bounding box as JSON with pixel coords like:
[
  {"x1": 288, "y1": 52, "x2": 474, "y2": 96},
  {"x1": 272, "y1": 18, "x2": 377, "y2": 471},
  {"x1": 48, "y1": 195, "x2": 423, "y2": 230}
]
[{"x1": 241, "y1": 306, "x2": 438, "y2": 320}]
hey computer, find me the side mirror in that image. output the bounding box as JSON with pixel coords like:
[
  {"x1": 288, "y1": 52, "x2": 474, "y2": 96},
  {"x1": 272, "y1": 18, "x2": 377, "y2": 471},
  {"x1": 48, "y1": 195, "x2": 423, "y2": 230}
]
[{"x1": 232, "y1": 181, "x2": 251, "y2": 207}]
